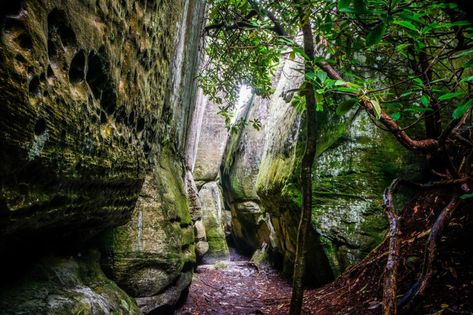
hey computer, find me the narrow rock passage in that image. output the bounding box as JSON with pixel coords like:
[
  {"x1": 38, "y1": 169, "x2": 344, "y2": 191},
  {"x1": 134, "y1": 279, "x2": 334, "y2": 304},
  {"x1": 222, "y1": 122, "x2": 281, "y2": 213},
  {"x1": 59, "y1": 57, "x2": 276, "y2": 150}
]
[{"x1": 176, "y1": 248, "x2": 293, "y2": 315}]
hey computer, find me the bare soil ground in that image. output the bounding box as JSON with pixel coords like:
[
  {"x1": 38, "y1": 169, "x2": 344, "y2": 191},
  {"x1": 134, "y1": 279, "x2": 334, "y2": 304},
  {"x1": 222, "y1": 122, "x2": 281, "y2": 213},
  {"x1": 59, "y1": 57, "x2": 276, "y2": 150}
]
[{"x1": 176, "y1": 249, "x2": 294, "y2": 315}]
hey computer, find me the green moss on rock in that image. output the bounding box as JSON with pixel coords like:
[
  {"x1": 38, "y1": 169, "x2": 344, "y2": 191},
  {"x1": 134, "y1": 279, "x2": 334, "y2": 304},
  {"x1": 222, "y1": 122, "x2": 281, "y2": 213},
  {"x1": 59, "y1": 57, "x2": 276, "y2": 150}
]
[{"x1": 0, "y1": 250, "x2": 140, "y2": 315}]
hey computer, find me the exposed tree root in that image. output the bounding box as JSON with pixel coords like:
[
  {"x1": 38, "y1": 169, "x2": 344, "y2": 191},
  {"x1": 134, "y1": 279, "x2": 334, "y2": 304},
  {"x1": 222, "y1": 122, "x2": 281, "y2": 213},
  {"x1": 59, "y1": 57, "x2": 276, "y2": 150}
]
[
  {"x1": 298, "y1": 188, "x2": 473, "y2": 315},
  {"x1": 398, "y1": 194, "x2": 461, "y2": 312}
]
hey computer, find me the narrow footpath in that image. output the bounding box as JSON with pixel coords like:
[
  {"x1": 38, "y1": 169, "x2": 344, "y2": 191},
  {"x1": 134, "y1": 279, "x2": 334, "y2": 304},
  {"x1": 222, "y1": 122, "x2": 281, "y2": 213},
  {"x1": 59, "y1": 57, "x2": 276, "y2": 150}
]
[{"x1": 176, "y1": 248, "x2": 293, "y2": 315}]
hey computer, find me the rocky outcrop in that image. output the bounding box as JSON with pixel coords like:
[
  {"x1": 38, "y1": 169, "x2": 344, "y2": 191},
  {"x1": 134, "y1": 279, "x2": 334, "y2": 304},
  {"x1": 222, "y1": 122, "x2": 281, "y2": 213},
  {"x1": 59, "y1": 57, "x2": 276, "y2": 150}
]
[
  {"x1": 190, "y1": 99, "x2": 231, "y2": 260},
  {"x1": 198, "y1": 181, "x2": 230, "y2": 261},
  {"x1": 0, "y1": 0, "x2": 205, "y2": 313},
  {"x1": 0, "y1": 250, "x2": 140, "y2": 315},
  {"x1": 99, "y1": 148, "x2": 196, "y2": 312},
  {"x1": 220, "y1": 93, "x2": 275, "y2": 255},
  {"x1": 193, "y1": 98, "x2": 229, "y2": 186},
  {"x1": 99, "y1": 0, "x2": 206, "y2": 312},
  {"x1": 223, "y1": 57, "x2": 420, "y2": 282},
  {"x1": 311, "y1": 110, "x2": 419, "y2": 274}
]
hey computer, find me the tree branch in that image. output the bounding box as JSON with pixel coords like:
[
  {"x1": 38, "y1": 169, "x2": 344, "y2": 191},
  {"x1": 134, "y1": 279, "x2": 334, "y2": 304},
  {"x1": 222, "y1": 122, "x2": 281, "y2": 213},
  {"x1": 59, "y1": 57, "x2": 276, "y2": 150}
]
[
  {"x1": 316, "y1": 61, "x2": 439, "y2": 151},
  {"x1": 205, "y1": 10, "x2": 258, "y2": 32}
]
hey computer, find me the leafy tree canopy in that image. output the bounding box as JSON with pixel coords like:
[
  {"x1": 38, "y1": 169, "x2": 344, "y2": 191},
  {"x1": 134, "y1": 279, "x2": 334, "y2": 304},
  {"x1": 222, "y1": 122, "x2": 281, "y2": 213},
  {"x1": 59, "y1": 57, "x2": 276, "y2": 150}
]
[{"x1": 201, "y1": 0, "x2": 473, "y2": 130}]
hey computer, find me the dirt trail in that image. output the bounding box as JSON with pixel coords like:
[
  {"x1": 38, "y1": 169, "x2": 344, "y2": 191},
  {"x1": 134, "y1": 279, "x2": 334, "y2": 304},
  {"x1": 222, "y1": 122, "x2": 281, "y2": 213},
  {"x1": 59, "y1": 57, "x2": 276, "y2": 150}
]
[{"x1": 176, "y1": 248, "x2": 293, "y2": 315}]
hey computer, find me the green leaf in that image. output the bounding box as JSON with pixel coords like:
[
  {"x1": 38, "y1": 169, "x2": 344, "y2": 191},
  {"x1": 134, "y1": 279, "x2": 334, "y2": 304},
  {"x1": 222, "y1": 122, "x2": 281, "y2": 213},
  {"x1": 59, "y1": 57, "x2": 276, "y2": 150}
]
[
  {"x1": 460, "y1": 76, "x2": 473, "y2": 83},
  {"x1": 293, "y1": 47, "x2": 309, "y2": 60},
  {"x1": 121, "y1": 299, "x2": 130, "y2": 311},
  {"x1": 366, "y1": 22, "x2": 386, "y2": 46},
  {"x1": 420, "y1": 95, "x2": 429, "y2": 106},
  {"x1": 393, "y1": 20, "x2": 419, "y2": 32},
  {"x1": 338, "y1": 0, "x2": 351, "y2": 12},
  {"x1": 460, "y1": 193, "x2": 473, "y2": 200},
  {"x1": 336, "y1": 98, "x2": 359, "y2": 115},
  {"x1": 396, "y1": 43, "x2": 411, "y2": 57},
  {"x1": 315, "y1": 92, "x2": 324, "y2": 111},
  {"x1": 400, "y1": 91, "x2": 416, "y2": 98},
  {"x1": 452, "y1": 49, "x2": 473, "y2": 59},
  {"x1": 305, "y1": 72, "x2": 316, "y2": 81},
  {"x1": 438, "y1": 91, "x2": 466, "y2": 101},
  {"x1": 464, "y1": 59, "x2": 473, "y2": 68},
  {"x1": 336, "y1": 86, "x2": 360, "y2": 93},
  {"x1": 391, "y1": 112, "x2": 401, "y2": 120},
  {"x1": 371, "y1": 98, "x2": 382, "y2": 119},
  {"x1": 413, "y1": 77, "x2": 423, "y2": 87},
  {"x1": 316, "y1": 71, "x2": 328, "y2": 83},
  {"x1": 452, "y1": 100, "x2": 472, "y2": 119}
]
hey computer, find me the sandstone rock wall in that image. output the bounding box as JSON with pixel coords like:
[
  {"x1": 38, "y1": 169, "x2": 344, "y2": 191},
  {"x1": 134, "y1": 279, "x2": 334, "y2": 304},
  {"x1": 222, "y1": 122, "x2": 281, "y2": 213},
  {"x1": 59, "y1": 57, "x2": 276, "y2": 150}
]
[
  {"x1": 220, "y1": 93, "x2": 275, "y2": 255},
  {"x1": 190, "y1": 98, "x2": 231, "y2": 260},
  {"x1": 222, "y1": 56, "x2": 421, "y2": 282},
  {"x1": 0, "y1": 0, "x2": 205, "y2": 313}
]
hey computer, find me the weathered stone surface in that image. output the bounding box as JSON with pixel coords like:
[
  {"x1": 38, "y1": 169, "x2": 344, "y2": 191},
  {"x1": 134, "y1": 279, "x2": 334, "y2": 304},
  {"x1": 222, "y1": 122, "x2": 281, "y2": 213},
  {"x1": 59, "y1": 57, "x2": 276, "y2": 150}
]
[
  {"x1": 0, "y1": 0, "x2": 205, "y2": 313},
  {"x1": 0, "y1": 0, "x2": 189, "y2": 242},
  {"x1": 198, "y1": 181, "x2": 230, "y2": 260},
  {"x1": 100, "y1": 148, "x2": 196, "y2": 305},
  {"x1": 312, "y1": 110, "x2": 419, "y2": 274},
  {"x1": 195, "y1": 240, "x2": 209, "y2": 258},
  {"x1": 0, "y1": 250, "x2": 140, "y2": 315},
  {"x1": 252, "y1": 58, "x2": 333, "y2": 284},
  {"x1": 222, "y1": 56, "x2": 417, "y2": 282},
  {"x1": 136, "y1": 271, "x2": 193, "y2": 314},
  {"x1": 230, "y1": 201, "x2": 272, "y2": 253},
  {"x1": 222, "y1": 94, "x2": 269, "y2": 201},
  {"x1": 193, "y1": 100, "x2": 229, "y2": 183},
  {"x1": 218, "y1": 92, "x2": 278, "y2": 256}
]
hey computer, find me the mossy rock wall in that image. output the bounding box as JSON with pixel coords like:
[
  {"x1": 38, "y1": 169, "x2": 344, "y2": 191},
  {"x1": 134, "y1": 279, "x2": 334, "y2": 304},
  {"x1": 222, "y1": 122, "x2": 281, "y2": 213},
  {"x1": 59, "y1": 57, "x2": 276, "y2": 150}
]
[
  {"x1": 198, "y1": 181, "x2": 230, "y2": 261},
  {"x1": 0, "y1": 250, "x2": 140, "y2": 315},
  {"x1": 222, "y1": 56, "x2": 421, "y2": 282},
  {"x1": 0, "y1": 0, "x2": 205, "y2": 313},
  {"x1": 253, "y1": 58, "x2": 334, "y2": 285},
  {"x1": 0, "y1": 0, "x2": 195, "y2": 244},
  {"x1": 100, "y1": 147, "x2": 196, "y2": 312},
  {"x1": 313, "y1": 110, "x2": 421, "y2": 274},
  {"x1": 220, "y1": 93, "x2": 277, "y2": 255}
]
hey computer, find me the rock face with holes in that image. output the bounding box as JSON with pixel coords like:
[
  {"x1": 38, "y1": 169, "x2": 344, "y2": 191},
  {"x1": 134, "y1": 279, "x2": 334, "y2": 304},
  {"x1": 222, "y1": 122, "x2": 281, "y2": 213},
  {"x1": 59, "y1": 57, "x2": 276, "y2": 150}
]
[{"x1": 0, "y1": 0, "x2": 205, "y2": 313}]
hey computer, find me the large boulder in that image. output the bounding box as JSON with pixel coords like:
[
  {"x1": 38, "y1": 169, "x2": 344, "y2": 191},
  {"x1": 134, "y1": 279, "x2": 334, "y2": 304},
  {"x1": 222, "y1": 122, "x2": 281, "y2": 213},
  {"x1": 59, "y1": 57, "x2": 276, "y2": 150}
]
[
  {"x1": 100, "y1": 148, "x2": 196, "y2": 312},
  {"x1": 312, "y1": 110, "x2": 419, "y2": 274},
  {"x1": 0, "y1": 250, "x2": 140, "y2": 315},
  {"x1": 198, "y1": 181, "x2": 230, "y2": 261}
]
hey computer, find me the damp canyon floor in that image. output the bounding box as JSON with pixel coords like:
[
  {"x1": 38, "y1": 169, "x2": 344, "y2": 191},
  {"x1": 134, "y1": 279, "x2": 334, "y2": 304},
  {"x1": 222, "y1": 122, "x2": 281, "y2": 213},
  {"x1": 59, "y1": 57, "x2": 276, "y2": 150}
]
[{"x1": 176, "y1": 249, "x2": 295, "y2": 315}]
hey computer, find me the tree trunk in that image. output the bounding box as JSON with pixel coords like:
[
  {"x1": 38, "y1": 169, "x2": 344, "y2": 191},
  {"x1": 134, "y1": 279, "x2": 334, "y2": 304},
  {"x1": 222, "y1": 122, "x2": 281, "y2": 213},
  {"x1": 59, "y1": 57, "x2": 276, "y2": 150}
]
[{"x1": 289, "y1": 7, "x2": 317, "y2": 315}]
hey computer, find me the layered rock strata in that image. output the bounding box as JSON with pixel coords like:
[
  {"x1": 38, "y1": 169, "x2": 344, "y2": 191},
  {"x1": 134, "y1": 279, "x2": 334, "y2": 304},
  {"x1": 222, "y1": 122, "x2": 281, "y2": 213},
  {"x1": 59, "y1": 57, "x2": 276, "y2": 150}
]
[{"x1": 0, "y1": 0, "x2": 205, "y2": 313}]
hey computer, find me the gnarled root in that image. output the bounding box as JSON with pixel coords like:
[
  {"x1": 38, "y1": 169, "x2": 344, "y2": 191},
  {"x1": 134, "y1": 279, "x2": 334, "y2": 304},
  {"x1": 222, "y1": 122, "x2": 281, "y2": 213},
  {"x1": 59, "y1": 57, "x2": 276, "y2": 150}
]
[{"x1": 398, "y1": 194, "x2": 461, "y2": 311}]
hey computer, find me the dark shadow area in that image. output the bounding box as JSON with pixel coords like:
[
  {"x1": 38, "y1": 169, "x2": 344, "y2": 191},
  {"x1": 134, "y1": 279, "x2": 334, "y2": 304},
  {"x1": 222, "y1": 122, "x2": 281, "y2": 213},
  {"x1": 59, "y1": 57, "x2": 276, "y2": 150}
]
[{"x1": 69, "y1": 50, "x2": 86, "y2": 83}]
